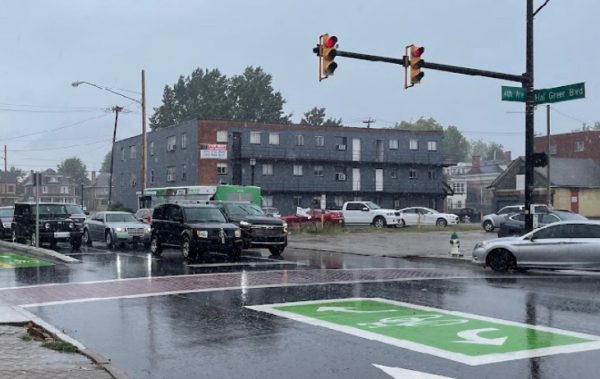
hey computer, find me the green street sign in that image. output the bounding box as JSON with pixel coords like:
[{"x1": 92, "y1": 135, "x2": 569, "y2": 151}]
[
  {"x1": 502, "y1": 82, "x2": 585, "y2": 105},
  {"x1": 247, "y1": 298, "x2": 600, "y2": 366},
  {"x1": 0, "y1": 252, "x2": 54, "y2": 269}
]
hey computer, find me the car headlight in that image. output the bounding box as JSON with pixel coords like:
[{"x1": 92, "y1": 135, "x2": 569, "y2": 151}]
[
  {"x1": 474, "y1": 241, "x2": 486, "y2": 250},
  {"x1": 234, "y1": 229, "x2": 241, "y2": 238},
  {"x1": 115, "y1": 227, "x2": 125, "y2": 232},
  {"x1": 386, "y1": 212, "x2": 394, "y2": 216},
  {"x1": 197, "y1": 230, "x2": 208, "y2": 238},
  {"x1": 240, "y1": 220, "x2": 251, "y2": 227},
  {"x1": 69, "y1": 222, "x2": 75, "y2": 229},
  {"x1": 144, "y1": 227, "x2": 151, "y2": 234},
  {"x1": 283, "y1": 222, "x2": 288, "y2": 233},
  {"x1": 44, "y1": 222, "x2": 51, "y2": 230}
]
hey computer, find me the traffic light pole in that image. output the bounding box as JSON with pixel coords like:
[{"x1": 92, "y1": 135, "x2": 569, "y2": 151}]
[{"x1": 524, "y1": 0, "x2": 535, "y2": 232}]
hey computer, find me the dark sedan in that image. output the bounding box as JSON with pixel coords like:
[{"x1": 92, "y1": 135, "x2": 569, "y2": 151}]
[{"x1": 497, "y1": 210, "x2": 587, "y2": 237}]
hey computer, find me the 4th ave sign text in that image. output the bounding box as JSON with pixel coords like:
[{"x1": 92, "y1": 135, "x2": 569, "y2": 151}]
[{"x1": 502, "y1": 82, "x2": 585, "y2": 105}]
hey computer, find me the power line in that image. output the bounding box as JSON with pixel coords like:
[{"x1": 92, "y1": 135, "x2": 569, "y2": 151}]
[
  {"x1": 0, "y1": 114, "x2": 110, "y2": 142},
  {"x1": 9, "y1": 139, "x2": 111, "y2": 152}
]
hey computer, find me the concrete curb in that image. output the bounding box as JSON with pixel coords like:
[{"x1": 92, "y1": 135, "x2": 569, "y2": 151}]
[
  {"x1": 5, "y1": 305, "x2": 131, "y2": 379},
  {"x1": 0, "y1": 240, "x2": 80, "y2": 264}
]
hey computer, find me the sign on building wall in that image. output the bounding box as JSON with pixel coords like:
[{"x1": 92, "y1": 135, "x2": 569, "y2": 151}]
[{"x1": 200, "y1": 144, "x2": 228, "y2": 159}]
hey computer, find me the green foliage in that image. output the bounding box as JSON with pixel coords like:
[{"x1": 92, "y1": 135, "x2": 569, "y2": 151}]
[
  {"x1": 443, "y1": 125, "x2": 470, "y2": 163},
  {"x1": 108, "y1": 202, "x2": 133, "y2": 213},
  {"x1": 300, "y1": 107, "x2": 343, "y2": 126},
  {"x1": 101, "y1": 151, "x2": 112, "y2": 173},
  {"x1": 470, "y1": 139, "x2": 506, "y2": 160},
  {"x1": 575, "y1": 121, "x2": 600, "y2": 132},
  {"x1": 150, "y1": 66, "x2": 291, "y2": 129},
  {"x1": 57, "y1": 157, "x2": 89, "y2": 186},
  {"x1": 395, "y1": 117, "x2": 443, "y2": 131}
]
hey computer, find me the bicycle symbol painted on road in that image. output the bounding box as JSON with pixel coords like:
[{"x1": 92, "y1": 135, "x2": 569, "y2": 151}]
[{"x1": 357, "y1": 314, "x2": 469, "y2": 329}]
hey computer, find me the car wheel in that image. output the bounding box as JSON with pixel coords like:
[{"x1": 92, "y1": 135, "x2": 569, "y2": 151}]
[
  {"x1": 483, "y1": 220, "x2": 494, "y2": 232},
  {"x1": 436, "y1": 218, "x2": 448, "y2": 227},
  {"x1": 181, "y1": 236, "x2": 195, "y2": 260},
  {"x1": 487, "y1": 249, "x2": 514, "y2": 273},
  {"x1": 268, "y1": 246, "x2": 284, "y2": 256},
  {"x1": 82, "y1": 229, "x2": 92, "y2": 246},
  {"x1": 398, "y1": 219, "x2": 406, "y2": 228},
  {"x1": 105, "y1": 231, "x2": 114, "y2": 250},
  {"x1": 150, "y1": 235, "x2": 162, "y2": 256},
  {"x1": 373, "y1": 216, "x2": 386, "y2": 229}
]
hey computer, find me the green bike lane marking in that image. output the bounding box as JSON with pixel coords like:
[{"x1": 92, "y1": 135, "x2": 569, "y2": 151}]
[
  {"x1": 247, "y1": 298, "x2": 600, "y2": 366},
  {"x1": 0, "y1": 253, "x2": 54, "y2": 269}
]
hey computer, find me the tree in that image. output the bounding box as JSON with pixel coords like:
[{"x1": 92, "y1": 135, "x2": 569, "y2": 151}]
[
  {"x1": 101, "y1": 151, "x2": 112, "y2": 173},
  {"x1": 57, "y1": 157, "x2": 89, "y2": 186},
  {"x1": 470, "y1": 139, "x2": 506, "y2": 160},
  {"x1": 443, "y1": 125, "x2": 470, "y2": 163},
  {"x1": 150, "y1": 66, "x2": 290, "y2": 129},
  {"x1": 300, "y1": 107, "x2": 343, "y2": 126},
  {"x1": 395, "y1": 117, "x2": 443, "y2": 131},
  {"x1": 575, "y1": 121, "x2": 600, "y2": 132}
]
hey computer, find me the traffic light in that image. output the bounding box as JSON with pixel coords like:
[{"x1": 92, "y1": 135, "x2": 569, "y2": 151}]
[
  {"x1": 409, "y1": 45, "x2": 425, "y2": 85},
  {"x1": 532, "y1": 152, "x2": 548, "y2": 167},
  {"x1": 315, "y1": 34, "x2": 338, "y2": 81}
]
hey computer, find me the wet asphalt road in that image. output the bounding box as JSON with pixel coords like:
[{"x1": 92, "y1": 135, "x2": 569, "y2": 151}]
[{"x1": 3, "y1": 242, "x2": 600, "y2": 378}]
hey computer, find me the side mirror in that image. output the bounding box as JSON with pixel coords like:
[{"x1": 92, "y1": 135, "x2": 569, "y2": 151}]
[{"x1": 361, "y1": 207, "x2": 369, "y2": 212}]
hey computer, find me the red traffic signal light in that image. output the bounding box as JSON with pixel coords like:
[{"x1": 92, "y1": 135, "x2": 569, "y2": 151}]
[
  {"x1": 324, "y1": 36, "x2": 338, "y2": 49},
  {"x1": 317, "y1": 34, "x2": 338, "y2": 81},
  {"x1": 405, "y1": 44, "x2": 425, "y2": 88}
]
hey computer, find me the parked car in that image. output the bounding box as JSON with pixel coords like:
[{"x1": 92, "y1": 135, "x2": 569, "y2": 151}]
[
  {"x1": 473, "y1": 220, "x2": 600, "y2": 272},
  {"x1": 213, "y1": 202, "x2": 288, "y2": 256},
  {"x1": 481, "y1": 204, "x2": 550, "y2": 232},
  {"x1": 452, "y1": 207, "x2": 480, "y2": 223},
  {"x1": 398, "y1": 207, "x2": 459, "y2": 227},
  {"x1": 149, "y1": 203, "x2": 243, "y2": 260},
  {"x1": 11, "y1": 202, "x2": 83, "y2": 249},
  {"x1": 261, "y1": 207, "x2": 281, "y2": 218},
  {"x1": 65, "y1": 204, "x2": 86, "y2": 227},
  {"x1": 497, "y1": 210, "x2": 587, "y2": 237},
  {"x1": 0, "y1": 206, "x2": 14, "y2": 239},
  {"x1": 83, "y1": 211, "x2": 151, "y2": 249},
  {"x1": 282, "y1": 208, "x2": 344, "y2": 226},
  {"x1": 341, "y1": 201, "x2": 401, "y2": 228},
  {"x1": 135, "y1": 208, "x2": 153, "y2": 224}
]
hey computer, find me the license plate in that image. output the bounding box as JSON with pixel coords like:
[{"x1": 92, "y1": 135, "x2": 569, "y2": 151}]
[{"x1": 54, "y1": 232, "x2": 70, "y2": 238}]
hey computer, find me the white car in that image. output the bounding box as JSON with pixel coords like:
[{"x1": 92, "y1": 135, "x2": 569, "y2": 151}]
[{"x1": 398, "y1": 207, "x2": 459, "y2": 227}]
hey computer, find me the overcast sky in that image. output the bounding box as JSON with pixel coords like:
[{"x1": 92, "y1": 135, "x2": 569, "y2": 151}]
[{"x1": 1, "y1": 0, "x2": 597, "y2": 173}]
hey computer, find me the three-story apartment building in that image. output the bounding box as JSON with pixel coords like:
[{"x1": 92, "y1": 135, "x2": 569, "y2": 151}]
[{"x1": 113, "y1": 120, "x2": 450, "y2": 214}]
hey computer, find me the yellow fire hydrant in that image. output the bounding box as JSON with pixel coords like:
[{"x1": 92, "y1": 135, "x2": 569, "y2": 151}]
[{"x1": 449, "y1": 232, "x2": 462, "y2": 257}]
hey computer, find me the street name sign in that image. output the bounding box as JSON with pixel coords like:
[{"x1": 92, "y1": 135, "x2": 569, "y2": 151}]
[
  {"x1": 0, "y1": 253, "x2": 53, "y2": 269},
  {"x1": 502, "y1": 82, "x2": 585, "y2": 105},
  {"x1": 247, "y1": 298, "x2": 600, "y2": 366}
]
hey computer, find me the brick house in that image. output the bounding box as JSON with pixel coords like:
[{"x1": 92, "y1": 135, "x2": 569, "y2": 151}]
[
  {"x1": 535, "y1": 130, "x2": 600, "y2": 162},
  {"x1": 23, "y1": 169, "x2": 77, "y2": 204},
  {"x1": 0, "y1": 171, "x2": 18, "y2": 206}
]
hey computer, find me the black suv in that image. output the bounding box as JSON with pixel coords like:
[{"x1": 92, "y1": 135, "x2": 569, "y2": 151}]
[
  {"x1": 213, "y1": 202, "x2": 288, "y2": 256},
  {"x1": 12, "y1": 202, "x2": 83, "y2": 249},
  {"x1": 149, "y1": 203, "x2": 243, "y2": 260}
]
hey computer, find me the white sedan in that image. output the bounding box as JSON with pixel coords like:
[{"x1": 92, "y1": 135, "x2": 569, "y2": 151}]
[{"x1": 398, "y1": 207, "x2": 459, "y2": 227}]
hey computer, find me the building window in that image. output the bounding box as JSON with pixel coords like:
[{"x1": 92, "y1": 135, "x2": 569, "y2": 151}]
[
  {"x1": 262, "y1": 195, "x2": 273, "y2": 207},
  {"x1": 574, "y1": 141, "x2": 584, "y2": 152},
  {"x1": 409, "y1": 139, "x2": 418, "y2": 150},
  {"x1": 391, "y1": 168, "x2": 397, "y2": 178},
  {"x1": 293, "y1": 165, "x2": 303, "y2": 176},
  {"x1": 130, "y1": 174, "x2": 137, "y2": 187},
  {"x1": 181, "y1": 164, "x2": 187, "y2": 181},
  {"x1": 150, "y1": 169, "x2": 155, "y2": 184},
  {"x1": 409, "y1": 168, "x2": 417, "y2": 179},
  {"x1": 314, "y1": 165, "x2": 323, "y2": 176},
  {"x1": 167, "y1": 166, "x2": 176, "y2": 182},
  {"x1": 549, "y1": 143, "x2": 557, "y2": 155},
  {"x1": 59, "y1": 186, "x2": 68, "y2": 194},
  {"x1": 334, "y1": 196, "x2": 344, "y2": 208},
  {"x1": 167, "y1": 136, "x2": 177, "y2": 151},
  {"x1": 457, "y1": 200, "x2": 463, "y2": 208},
  {"x1": 315, "y1": 136, "x2": 324, "y2": 146},
  {"x1": 216, "y1": 130, "x2": 228, "y2": 143},
  {"x1": 427, "y1": 141, "x2": 437, "y2": 151},
  {"x1": 250, "y1": 131, "x2": 261, "y2": 144},
  {"x1": 269, "y1": 132, "x2": 280, "y2": 145},
  {"x1": 7, "y1": 184, "x2": 15, "y2": 193},
  {"x1": 335, "y1": 166, "x2": 347, "y2": 181},
  {"x1": 428, "y1": 169, "x2": 437, "y2": 179},
  {"x1": 181, "y1": 133, "x2": 188, "y2": 149},
  {"x1": 394, "y1": 199, "x2": 400, "y2": 209},
  {"x1": 389, "y1": 139, "x2": 399, "y2": 149},
  {"x1": 296, "y1": 135, "x2": 304, "y2": 146},
  {"x1": 217, "y1": 163, "x2": 228, "y2": 175},
  {"x1": 42, "y1": 186, "x2": 48, "y2": 194},
  {"x1": 262, "y1": 164, "x2": 273, "y2": 176},
  {"x1": 120, "y1": 147, "x2": 125, "y2": 161},
  {"x1": 453, "y1": 182, "x2": 465, "y2": 194},
  {"x1": 129, "y1": 145, "x2": 137, "y2": 159},
  {"x1": 150, "y1": 141, "x2": 154, "y2": 156},
  {"x1": 294, "y1": 196, "x2": 302, "y2": 207}
]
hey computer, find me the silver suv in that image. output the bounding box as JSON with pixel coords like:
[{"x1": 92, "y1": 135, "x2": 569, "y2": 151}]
[{"x1": 482, "y1": 204, "x2": 549, "y2": 232}]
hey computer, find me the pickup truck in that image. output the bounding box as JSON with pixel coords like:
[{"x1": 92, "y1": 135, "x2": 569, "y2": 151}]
[{"x1": 341, "y1": 201, "x2": 401, "y2": 228}]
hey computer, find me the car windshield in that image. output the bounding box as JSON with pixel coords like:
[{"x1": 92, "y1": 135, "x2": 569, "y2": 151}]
[
  {"x1": 65, "y1": 204, "x2": 84, "y2": 214},
  {"x1": 555, "y1": 211, "x2": 588, "y2": 221},
  {"x1": 0, "y1": 209, "x2": 13, "y2": 218},
  {"x1": 106, "y1": 213, "x2": 138, "y2": 223},
  {"x1": 365, "y1": 202, "x2": 381, "y2": 209},
  {"x1": 226, "y1": 203, "x2": 265, "y2": 217},
  {"x1": 184, "y1": 208, "x2": 226, "y2": 223},
  {"x1": 38, "y1": 204, "x2": 68, "y2": 215}
]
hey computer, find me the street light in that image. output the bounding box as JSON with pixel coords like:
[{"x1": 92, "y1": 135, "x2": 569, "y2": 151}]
[{"x1": 72, "y1": 71, "x2": 148, "y2": 203}]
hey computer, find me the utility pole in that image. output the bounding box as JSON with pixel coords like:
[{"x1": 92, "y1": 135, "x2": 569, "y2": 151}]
[
  {"x1": 108, "y1": 106, "x2": 123, "y2": 207},
  {"x1": 363, "y1": 118, "x2": 376, "y2": 129},
  {"x1": 524, "y1": 0, "x2": 535, "y2": 232},
  {"x1": 3, "y1": 145, "x2": 6, "y2": 172},
  {"x1": 546, "y1": 104, "x2": 551, "y2": 206},
  {"x1": 141, "y1": 69, "x2": 147, "y2": 194}
]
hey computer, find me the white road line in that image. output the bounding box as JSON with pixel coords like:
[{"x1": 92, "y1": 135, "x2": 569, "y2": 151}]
[
  {"x1": 373, "y1": 364, "x2": 455, "y2": 379},
  {"x1": 186, "y1": 260, "x2": 303, "y2": 268}
]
